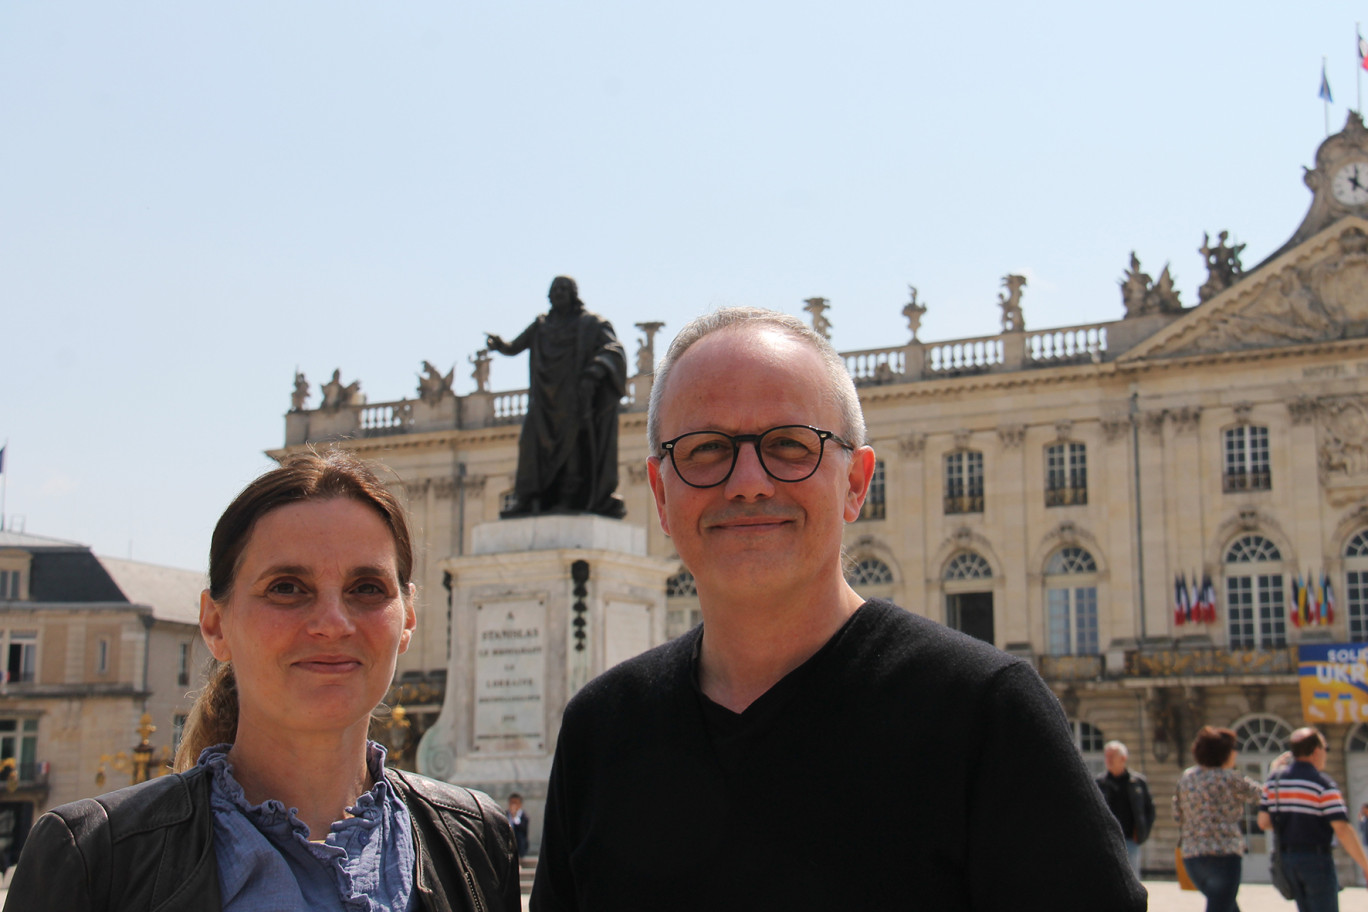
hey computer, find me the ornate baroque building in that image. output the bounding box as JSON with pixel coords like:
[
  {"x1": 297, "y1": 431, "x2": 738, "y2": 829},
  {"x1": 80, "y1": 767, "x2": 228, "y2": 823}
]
[{"x1": 277, "y1": 114, "x2": 1368, "y2": 878}]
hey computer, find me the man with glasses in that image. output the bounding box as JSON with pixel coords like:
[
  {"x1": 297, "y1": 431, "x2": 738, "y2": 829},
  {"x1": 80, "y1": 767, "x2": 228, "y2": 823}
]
[
  {"x1": 532, "y1": 307, "x2": 1144, "y2": 910},
  {"x1": 1259, "y1": 727, "x2": 1368, "y2": 911}
]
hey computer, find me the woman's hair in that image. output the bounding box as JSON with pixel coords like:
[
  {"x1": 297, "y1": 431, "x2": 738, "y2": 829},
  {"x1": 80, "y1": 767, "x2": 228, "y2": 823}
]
[
  {"x1": 1191, "y1": 725, "x2": 1238, "y2": 768},
  {"x1": 173, "y1": 449, "x2": 414, "y2": 771}
]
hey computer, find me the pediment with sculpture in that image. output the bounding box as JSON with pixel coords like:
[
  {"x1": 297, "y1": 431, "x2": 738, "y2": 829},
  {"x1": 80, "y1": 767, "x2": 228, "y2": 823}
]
[{"x1": 1119, "y1": 219, "x2": 1368, "y2": 362}]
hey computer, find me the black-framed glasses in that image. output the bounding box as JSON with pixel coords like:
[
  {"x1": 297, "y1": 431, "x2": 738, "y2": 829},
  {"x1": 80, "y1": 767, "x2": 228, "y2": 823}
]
[{"x1": 659, "y1": 424, "x2": 854, "y2": 489}]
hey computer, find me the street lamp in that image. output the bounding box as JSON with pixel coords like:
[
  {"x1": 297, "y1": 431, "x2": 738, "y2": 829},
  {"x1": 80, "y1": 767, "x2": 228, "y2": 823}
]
[{"x1": 95, "y1": 713, "x2": 171, "y2": 787}]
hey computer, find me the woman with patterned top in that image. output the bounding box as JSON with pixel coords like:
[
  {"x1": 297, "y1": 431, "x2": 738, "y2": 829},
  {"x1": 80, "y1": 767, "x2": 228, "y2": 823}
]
[{"x1": 1174, "y1": 725, "x2": 1265, "y2": 912}]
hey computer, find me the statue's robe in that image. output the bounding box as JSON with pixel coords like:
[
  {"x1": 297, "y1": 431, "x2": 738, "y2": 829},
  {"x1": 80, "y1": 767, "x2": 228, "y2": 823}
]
[{"x1": 501, "y1": 308, "x2": 627, "y2": 517}]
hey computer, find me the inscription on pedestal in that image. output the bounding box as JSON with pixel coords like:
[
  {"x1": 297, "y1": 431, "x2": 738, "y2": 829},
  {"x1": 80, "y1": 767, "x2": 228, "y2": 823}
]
[{"x1": 474, "y1": 598, "x2": 546, "y2": 754}]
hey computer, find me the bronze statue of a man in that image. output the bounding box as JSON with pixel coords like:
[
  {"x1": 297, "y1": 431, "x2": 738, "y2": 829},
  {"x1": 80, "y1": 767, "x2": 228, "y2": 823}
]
[{"x1": 486, "y1": 276, "x2": 628, "y2": 519}]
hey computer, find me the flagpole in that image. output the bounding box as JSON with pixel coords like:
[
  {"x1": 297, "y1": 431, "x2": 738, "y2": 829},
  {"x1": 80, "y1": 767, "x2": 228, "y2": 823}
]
[
  {"x1": 1326, "y1": 56, "x2": 1332, "y2": 136},
  {"x1": 1, "y1": 439, "x2": 8, "y2": 532}
]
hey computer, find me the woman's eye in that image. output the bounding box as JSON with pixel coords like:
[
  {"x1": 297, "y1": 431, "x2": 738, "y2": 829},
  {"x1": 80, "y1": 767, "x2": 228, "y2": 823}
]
[
  {"x1": 352, "y1": 581, "x2": 389, "y2": 598},
  {"x1": 266, "y1": 580, "x2": 303, "y2": 596}
]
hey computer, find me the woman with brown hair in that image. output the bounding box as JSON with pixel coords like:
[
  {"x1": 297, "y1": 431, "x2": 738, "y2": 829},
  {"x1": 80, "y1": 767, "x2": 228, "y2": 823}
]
[
  {"x1": 1173, "y1": 725, "x2": 1265, "y2": 912},
  {"x1": 7, "y1": 450, "x2": 519, "y2": 911}
]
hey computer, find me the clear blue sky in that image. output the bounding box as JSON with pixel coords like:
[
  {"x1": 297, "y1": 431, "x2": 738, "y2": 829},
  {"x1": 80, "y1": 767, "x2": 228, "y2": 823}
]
[{"x1": 1, "y1": 1, "x2": 1363, "y2": 572}]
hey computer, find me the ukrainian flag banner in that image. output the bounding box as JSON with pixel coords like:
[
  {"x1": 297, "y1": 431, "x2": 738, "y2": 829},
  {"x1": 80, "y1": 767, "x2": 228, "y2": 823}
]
[{"x1": 1299, "y1": 643, "x2": 1368, "y2": 722}]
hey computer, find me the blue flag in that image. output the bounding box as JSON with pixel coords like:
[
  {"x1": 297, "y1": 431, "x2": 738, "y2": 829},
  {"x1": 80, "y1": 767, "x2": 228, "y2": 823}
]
[{"x1": 1320, "y1": 62, "x2": 1334, "y2": 102}]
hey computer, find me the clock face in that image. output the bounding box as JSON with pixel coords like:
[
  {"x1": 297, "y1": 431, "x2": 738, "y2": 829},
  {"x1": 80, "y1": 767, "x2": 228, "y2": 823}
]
[{"x1": 1332, "y1": 161, "x2": 1368, "y2": 206}]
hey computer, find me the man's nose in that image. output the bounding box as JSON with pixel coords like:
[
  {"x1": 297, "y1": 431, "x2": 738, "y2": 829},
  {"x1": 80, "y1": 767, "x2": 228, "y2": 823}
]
[{"x1": 723, "y1": 440, "x2": 775, "y2": 499}]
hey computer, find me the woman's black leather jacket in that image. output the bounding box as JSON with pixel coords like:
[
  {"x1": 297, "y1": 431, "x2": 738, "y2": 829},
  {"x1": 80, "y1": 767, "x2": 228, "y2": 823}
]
[{"x1": 6, "y1": 764, "x2": 520, "y2": 912}]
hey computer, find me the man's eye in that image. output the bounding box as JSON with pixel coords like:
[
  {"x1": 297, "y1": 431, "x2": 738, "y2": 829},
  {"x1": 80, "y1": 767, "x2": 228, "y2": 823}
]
[{"x1": 685, "y1": 439, "x2": 730, "y2": 458}]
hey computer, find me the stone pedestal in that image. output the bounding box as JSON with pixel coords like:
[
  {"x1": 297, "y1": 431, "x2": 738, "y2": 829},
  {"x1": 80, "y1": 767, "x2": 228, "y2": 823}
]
[{"x1": 416, "y1": 515, "x2": 672, "y2": 846}]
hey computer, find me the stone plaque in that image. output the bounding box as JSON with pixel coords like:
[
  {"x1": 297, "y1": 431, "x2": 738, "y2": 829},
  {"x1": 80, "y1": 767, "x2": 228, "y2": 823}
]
[{"x1": 474, "y1": 598, "x2": 546, "y2": 754}]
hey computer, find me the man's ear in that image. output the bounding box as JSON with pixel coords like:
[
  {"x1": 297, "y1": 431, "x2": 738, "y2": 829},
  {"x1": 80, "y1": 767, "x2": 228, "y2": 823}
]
[
  {"x1": 843, "y1": 446, "x2": 877, "y2": 523},
  {"x1": 647, "y1": 457, "x2": 671, "y2": 536}
]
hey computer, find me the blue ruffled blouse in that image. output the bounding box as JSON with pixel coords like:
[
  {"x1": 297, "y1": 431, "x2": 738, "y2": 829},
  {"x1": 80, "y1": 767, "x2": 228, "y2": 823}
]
[{"x1": 199, "y1": 741, "x2": 415, "y2": 912}]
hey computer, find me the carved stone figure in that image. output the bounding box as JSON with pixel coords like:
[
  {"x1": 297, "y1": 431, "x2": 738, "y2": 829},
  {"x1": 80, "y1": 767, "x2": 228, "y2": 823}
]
[
  {"x1": 417, "y1": 360, "x2": 454, "y2": 404},
  {"x1": 634, "y1": 321, "x2": 665, "y2": 375},
  {"x1": 1120, "y1": 253, "x2": 1152, "y2": 317},
  {"x1": 1198, "y1": 231, "x2": 1246, "y2": 302},
  {"x1": 999, "y1": 275, "x2": 1026, "y2": 332},
  {"x1": 1319, "y1": 396, "x2": 1368, "y2": 478},
  {"x1": 903, "y1": 285, "x2": 927, "y2": 341},
  {"x1": 803, "y1": 297, "x2": 832, "y2": 340},
  {"x1": 469, "y1": 349, "x2": 492, "y2": 393},
  {"x1": 486, "y1": 276, "x2": 628, "y2": 518},
  {"x1": 320, "y1": 369, "x2": 362, "y2": 410},
  {"x1": 290, "y1": 371, "x2": 310, "y2": 412},
  {"x1": 1120, "y1": 252, "x2": 1183, "y2": 317}
]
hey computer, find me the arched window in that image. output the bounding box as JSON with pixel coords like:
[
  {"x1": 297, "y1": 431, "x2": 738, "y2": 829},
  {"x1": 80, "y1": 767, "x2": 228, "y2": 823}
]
[
  {"x1": 944, "y1": 551, "x2": 994, "y2": 644},
  {"x1": 1045, "y1": 443, "x2": 1088, "y2": 507},
  {"x1": 944, "y1": 450, "x2": 984, "y2": 515},
  {"x1": 1046, "y1": 547, "x2": 1100, "y2": 656},
  {"x1": 1225, "y1": 535, "x2": 1287, "y2": 649},
  {"x1": 666, "y1": 569, "x2": 697, "y2": 598},
  {"x1": 944, "y1": 552, "x2": 992, "y2": 581},
  {"x1": 1347, "y1": 723, "x2": 1368, "y2": 754},
  {"x1": 1234, "y1": 715, "x2": 1293, "y2": 755},
  {"x1": 1345, "y1": 530, "x2": 1368, "y2": 641},
  {"x1": 846, "y1": 557, "x2": 894, "y2": 587},
  {"x1": 1233, "y1": 714, "x2": 1293, "y2": 862}
]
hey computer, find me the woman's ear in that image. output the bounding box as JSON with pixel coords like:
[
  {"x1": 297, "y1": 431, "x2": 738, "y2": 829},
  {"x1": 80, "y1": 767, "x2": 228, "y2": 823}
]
[
  {"x1": 399, "y1": 582, "x2": 417, "y2": 654},
  {"x1": 200, "y1": 589, "x2": 232, "y2": 662}
]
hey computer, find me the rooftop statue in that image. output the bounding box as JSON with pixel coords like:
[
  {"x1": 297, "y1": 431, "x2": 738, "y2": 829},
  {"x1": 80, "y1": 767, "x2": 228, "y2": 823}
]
[
  {"x1": 486, "y1": 276, "x2": 628, "y2": 519},
  {"x1": 1198, "y1": 230, "x2": 1246, "y2": 302},
  {"x1": 803, "y1": 297, "x2": 832, "y2": 340},
  {"x1": 903, "y1": 285, "x2": 927, "y2": 342},
  {"x1": 290, "y1": 371, "x2": 310, "y2": 412},
  {"x1": 999, "y1": 275, "x2": 1026, "y2": 332},
  {"x1": 469, "y1": 348, "x2": 492, "y2": 393},
  {"x1": 417, "y1": 360, "x2": 454, "y2": 404},
  {"x1": 320, "y1": 369, "x2": 363, "y2": 410},
  {"x1": 1121, "y1": 252, "x2": 1182, "y2": 317}
]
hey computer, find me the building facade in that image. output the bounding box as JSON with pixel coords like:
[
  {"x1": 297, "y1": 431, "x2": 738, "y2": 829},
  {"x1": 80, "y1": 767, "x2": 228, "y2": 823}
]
[
  {"x1": 0, "y1": 530, "x2": 209, "y2": 861},
  {"x1": 278, "y1": 113, "x2": 1368, "y2": 878}
]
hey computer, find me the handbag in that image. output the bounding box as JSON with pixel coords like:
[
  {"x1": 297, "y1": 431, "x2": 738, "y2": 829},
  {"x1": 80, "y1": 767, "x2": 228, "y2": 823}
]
[
  {"x1": 1269, "y1": 776, "x2": 1296, "y2": 900},
  {"x1": 1174, "y1": 847, "x2": 1196, "y2": 891}
]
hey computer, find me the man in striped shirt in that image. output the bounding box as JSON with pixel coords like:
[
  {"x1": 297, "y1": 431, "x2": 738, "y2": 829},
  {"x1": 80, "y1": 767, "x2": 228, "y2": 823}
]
[{"x1": 1258, "y1": 727, "x2": 1368, "y2": 911}]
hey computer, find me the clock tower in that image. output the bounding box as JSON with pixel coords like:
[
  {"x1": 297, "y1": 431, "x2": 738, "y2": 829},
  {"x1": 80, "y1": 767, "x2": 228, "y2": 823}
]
[{"x1": 1261, "y1": 110, "x2": 1368, "y2": 265}]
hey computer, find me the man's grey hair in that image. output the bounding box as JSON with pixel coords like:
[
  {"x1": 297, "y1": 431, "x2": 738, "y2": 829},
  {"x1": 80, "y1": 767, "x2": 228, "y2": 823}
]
[
  {"x1": 646, "y1": 307, "x2": 867, "y2": 453},
  {"x1": 1103, "y1": 740, "x2": 1128, "y2": 757}
]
